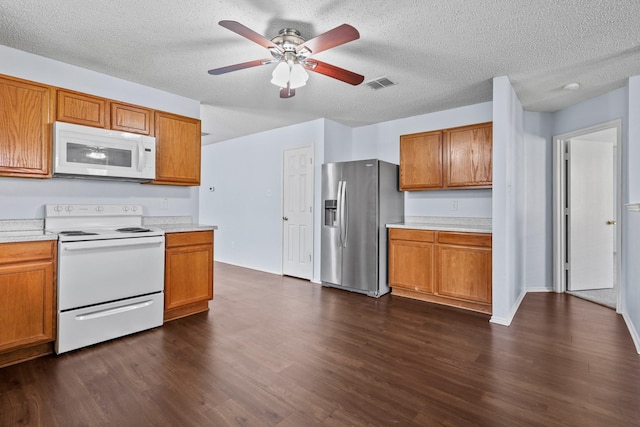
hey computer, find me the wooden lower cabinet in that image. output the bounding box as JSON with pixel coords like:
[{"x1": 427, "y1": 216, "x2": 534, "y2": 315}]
[
  {"x1": 164, "y1": 230, "x2": 214, "y2": 321},
  {"x1": 0, "y1": 240, "x2": 56, "y2": 367},
  {"x1": 389, "y1": 228, "x2": 492, "y2": 314}
]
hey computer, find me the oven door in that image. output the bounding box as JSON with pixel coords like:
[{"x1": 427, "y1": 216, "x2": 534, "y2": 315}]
[{"x1": 58, "y1": 235, "x2": 165, "y2": 311}]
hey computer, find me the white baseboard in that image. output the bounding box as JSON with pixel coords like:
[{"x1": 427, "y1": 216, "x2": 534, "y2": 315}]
[
  {"x1": 527, "y1": 286, "x2": 554, "y2": 293},
  {"x1": 490, "y1": 288, "x2": 527, "y2": 326},
  {"x1": 622, "y1": 312, "x2": 640, "y2": 355},
  {"x1": 213, "y1": 259, "x2": 282, "y2": 276}
]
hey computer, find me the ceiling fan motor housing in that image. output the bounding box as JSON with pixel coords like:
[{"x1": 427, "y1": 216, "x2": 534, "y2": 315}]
[{"x1": 271, "y1": 28, "x2": 305, "y2": 52}]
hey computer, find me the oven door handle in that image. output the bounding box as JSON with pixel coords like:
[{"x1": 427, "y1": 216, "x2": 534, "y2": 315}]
[
  {"x1": 74, "y1": 299, "x2": 156, "y2": 320},
  {"x1": 62, "y1": 238, "x2": 164, "y2": 251}
]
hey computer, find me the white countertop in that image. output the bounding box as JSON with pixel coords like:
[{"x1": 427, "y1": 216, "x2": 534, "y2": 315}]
[
  {"x1": 0, "y1": 217, "x2": 218, "y2": 243},
  {"x1": 0, "y1": 220, "x2": 58, "y2": 243},
  {"x1": 142, "y1": 216, "x2": 217, "y2": 233},
  {"x1": 387, "y1": 216, "x2": 492, "y2": 233}
]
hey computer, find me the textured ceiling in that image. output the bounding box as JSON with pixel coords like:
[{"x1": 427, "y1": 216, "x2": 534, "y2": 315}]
[{"x1": 1, "y1": 0, "x2": 639, "y2": 144}]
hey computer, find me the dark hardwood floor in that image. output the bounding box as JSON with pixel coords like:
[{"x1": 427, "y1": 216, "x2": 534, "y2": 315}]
[{"x1": 1, "y1": 262, "x2": 639, "y2": 426}]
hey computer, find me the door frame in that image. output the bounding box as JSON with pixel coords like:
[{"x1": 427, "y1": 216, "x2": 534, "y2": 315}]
[
  {"x1": 281, "y1": 145, "x2": 315, "y2": 280},
  {"x1": 552, "y1": 119, "x2": 622, "y2": 311}
]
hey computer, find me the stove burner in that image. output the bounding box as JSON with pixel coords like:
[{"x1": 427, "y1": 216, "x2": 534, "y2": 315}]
[
  {"x1": 59, "y1": 230, "x2": 99, "y2": 236},
  {"x1": 115, "y1": 227, "x2": 152, "y2": 233}
]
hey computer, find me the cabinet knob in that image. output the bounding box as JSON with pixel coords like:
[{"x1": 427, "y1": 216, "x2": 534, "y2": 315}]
[
  {"x1": 283, "y1": 217, "x2": 288, "y2": 221},
  {"x1": 607, "y1": 220, "x2": 616, "y2": 225}
]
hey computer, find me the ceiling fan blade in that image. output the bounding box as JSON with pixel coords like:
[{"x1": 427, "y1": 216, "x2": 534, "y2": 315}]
[
  {"x1": 280, "y1": 86, "x2": 295, "y2": 98},
  {"x1": 219, "y1": 20, "x2": 283, "y2": 52},
  {"x1": 305, "y1": 60, "x2": 364, "y2": 86},
  {"x1": 297, "y1": 24, "x2": 359, "y2": 55},
  {"x1": 208, "y1": 59, "x2": 271, "y2": 75}
]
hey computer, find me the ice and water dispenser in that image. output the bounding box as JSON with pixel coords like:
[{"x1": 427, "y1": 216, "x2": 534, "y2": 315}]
[{"x1": 324, "y1": 200, "x2": 337, "y2": 227}]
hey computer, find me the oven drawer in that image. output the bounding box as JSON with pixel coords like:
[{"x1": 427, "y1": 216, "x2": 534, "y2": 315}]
[{"x1": 56, "y1": 292, "x2": 163, "y2": 354}]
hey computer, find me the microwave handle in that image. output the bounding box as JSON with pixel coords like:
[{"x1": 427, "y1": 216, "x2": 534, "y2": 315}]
[{"x1": 137, "y1": 141, "x2": 145, "y2": 172}]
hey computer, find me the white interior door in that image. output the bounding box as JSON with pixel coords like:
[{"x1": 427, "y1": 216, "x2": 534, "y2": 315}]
[
  {"x1": 282, "y1": 146, "x2": 313, "y2": 279},
  {"x1": 567, "y1": 139, "x2": 615, "y2": 291}
]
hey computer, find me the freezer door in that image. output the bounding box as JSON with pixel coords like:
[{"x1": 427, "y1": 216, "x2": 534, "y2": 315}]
[
  {"x1": 321, "y1": 162, "x2": 343, "y2": 285},
  {"x1": 340, "y1": 160, "x2": 379, "y2": 292}
]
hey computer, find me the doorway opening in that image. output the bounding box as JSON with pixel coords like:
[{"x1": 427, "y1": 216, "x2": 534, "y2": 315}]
[
  {"x1": 553, "y1": 120, "x2": 622, "y2": 311},
  {"x1": 282, "y1": 146, "x2": 314, "y2": 280}
]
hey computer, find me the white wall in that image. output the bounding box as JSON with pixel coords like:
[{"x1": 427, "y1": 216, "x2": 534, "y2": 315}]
[
  {"x1": 352, "y1": 102, "x2": 493, "y2": 218},
  {"x1": 0, "y1": 46, "x2": 201, "y2": 221},
  {"x1": 492, "y1": 76, "x2": 526, "y2": 325},
  {"x1": 624, "y1": 76, "x2": 640, "y2": 352},
  {"x1": 198, "y1": 119, "x2": 325, "y2": 279},
  {"x1": 523, "y1": 112, "x2": 554, "y2": 290},
  {"x1": 324, "y1": 120, "x2": 353, "y2": 163}
]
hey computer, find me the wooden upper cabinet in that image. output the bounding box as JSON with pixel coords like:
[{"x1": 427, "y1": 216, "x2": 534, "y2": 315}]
[
  {"x1": 0, "y1": 75, "x2": 54, "y2": 178},
  {"x1": 399, "y1": 130, "x2": 443, "y2": 190},
  {"x1": 444, "y1": 122, "x2": 492, "y2": 188},
  {"x1": 152, "y1": 111, "x2": 201, "y2": 186},
  {"x1": 56, "y1": 89, "x2": 108, "y2": 128},
  {"x1": 111, "y1": 102, "x2": 154, "y2": 135},
  {"x1": 399, "y1": 122, "x2": 492, "y2": 191}
]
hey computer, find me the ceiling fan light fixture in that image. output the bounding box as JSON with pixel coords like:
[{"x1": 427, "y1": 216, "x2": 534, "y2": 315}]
[
  {"x1": 289, "y1": 63, "x2": 309, "y2": 89},
  {"x1": 270, "y1": 62, "x2": 290, "y2": 87}
]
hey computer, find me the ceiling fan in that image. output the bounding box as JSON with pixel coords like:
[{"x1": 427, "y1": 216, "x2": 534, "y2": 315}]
[{"x1": 208, "y1": 20, "x2": 365, "y2": 98}]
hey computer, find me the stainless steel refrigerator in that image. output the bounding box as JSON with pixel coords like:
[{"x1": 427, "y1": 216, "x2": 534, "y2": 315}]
[{"x1": 321, "y1": 159, "x2": 404, "y2": 297}]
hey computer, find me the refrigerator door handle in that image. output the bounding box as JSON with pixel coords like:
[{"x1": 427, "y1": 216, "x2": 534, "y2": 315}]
[
  {"x1": 337, "y1": 180, "x2": 344, "y2": 246},
  {"x1": 342, "y1": 180, "x2": 348, "y2": 247}
]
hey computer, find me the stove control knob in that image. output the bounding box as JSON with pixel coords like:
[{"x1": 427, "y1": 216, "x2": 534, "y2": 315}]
[
  {"x1": 122, "y1": 206, "x2": 129, "y2": 212},
  {"x1": 131, "y1": 205, "x2": 138, "y2": 212},
  {"x1": 65, "y1": 205, "x2": 74, "y2": 212},
  {"x1": 53, "y1": 205, "x2": 63, "y2": 213},
  {"x1": 95, "y1": 205, "x2": 104, "y2": 213}
]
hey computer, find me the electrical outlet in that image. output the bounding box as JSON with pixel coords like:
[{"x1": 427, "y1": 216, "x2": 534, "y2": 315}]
[{"x1": 450, "y1": 201, "x2": 458, "y2": 211}]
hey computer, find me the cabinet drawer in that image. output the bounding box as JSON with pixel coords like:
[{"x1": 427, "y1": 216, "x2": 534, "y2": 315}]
[
  {"x1": 0, "y1": 241, "x2": 55, "y2": 265},
  {"x1": 389, "y1": 228, "x2": 435, "y2": 243},
  {"x1": 438, "y1": 232, "x2": 491, "y2": 247},
  {"x1": 166, "y1": 230, "x2": 213, "y2": 248}
]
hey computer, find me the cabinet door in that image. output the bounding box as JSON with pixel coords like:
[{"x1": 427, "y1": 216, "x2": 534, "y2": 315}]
[
  {"x1": 436, "y1": 244, "x2": 492, "y2": 304},
  {"x1": 57, "y1": 89, "x2": 109, "y2": 128},
  {"x1": 444, "y1": 122, "x2": 492, "y2": 188},
  {"x1": 399, "y1": 131, "x2": 443, "y2": 190},
  {"x1": 111, "y1": 102, "x2": 154, "y2": 135},
  {"x1": 165, "y1": 231, "x2": 214, "y2": 319},
  {"x1": 389, "y1": 239, "x2": 435, "y2": 293},
  {"x1": 0, "y1": 75, "x2": 54, "y2": 178},
  {"x1": 153, "y1": 112, "x2": 201, "y2": 185},
  {"x1": 0, "y1": 260, "x2": 55, "y2": 352}
]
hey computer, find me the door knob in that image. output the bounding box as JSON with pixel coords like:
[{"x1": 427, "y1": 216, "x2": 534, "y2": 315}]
[
  {"x1": 607, "y1": 220, "x2": 616, "y2": 225},
  {"x1": 283, "y1": 216, "x2": 288, "y2": 221}
]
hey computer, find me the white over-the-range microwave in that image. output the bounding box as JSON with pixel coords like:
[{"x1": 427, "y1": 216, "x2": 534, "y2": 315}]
[{"x1": 53, "y1": 121, "x2": 156, "y2": 181}]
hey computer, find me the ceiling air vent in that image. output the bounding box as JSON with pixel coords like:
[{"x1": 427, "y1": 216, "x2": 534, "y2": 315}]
[{"x1": 365, "y1": 76, "x2": 397, "y2": 90}]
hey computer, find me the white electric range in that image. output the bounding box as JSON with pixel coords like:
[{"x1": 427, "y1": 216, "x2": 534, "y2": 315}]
[{"x1": 45, "y1": 204, "x2": 165, "y2": 354}]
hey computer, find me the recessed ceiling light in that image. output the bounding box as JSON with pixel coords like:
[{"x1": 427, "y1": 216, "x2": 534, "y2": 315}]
[{"x1": 563, "y1": 82, "x2": 580, "y2": 91}]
